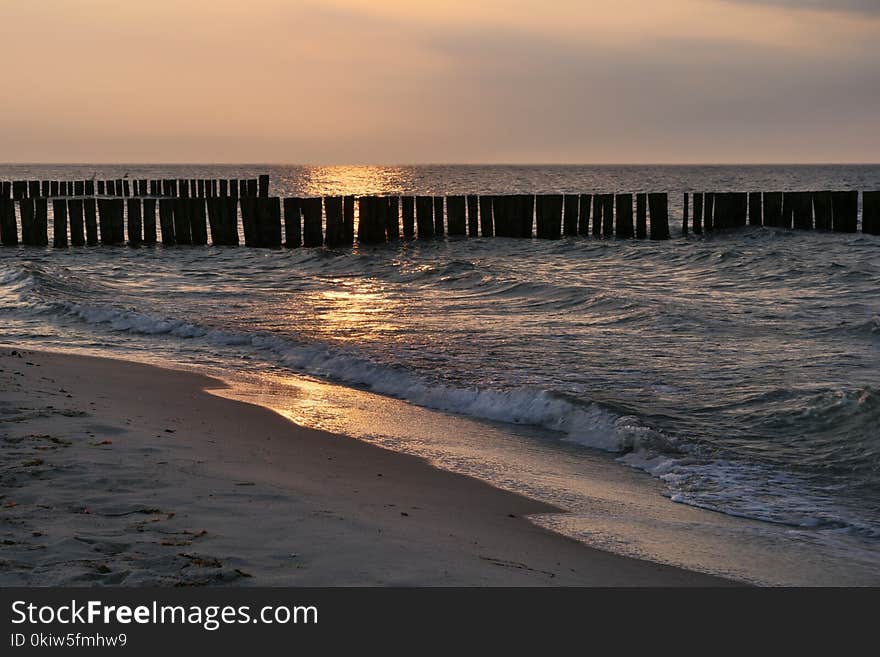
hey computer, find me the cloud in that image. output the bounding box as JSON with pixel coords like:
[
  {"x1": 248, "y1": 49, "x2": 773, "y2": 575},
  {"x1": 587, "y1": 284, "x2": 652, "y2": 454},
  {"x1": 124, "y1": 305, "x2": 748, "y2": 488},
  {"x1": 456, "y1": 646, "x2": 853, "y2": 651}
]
[{"x1": 720, "y1": 0, "x2": 880, "y2": 15}]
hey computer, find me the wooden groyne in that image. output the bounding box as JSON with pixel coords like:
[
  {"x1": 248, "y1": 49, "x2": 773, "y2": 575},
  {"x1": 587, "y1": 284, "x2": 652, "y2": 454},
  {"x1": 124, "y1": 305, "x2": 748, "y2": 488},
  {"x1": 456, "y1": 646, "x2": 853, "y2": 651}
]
[{"x1": 1, "y1": 177, "x2": 878, "y2": 248}]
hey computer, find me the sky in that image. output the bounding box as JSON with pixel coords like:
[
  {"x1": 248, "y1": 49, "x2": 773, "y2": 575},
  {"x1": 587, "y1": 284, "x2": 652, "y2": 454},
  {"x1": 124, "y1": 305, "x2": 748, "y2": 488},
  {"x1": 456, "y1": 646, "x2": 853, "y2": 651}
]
[{"x1": 0, "y1": 0, "x2": 877, "y2": 164}]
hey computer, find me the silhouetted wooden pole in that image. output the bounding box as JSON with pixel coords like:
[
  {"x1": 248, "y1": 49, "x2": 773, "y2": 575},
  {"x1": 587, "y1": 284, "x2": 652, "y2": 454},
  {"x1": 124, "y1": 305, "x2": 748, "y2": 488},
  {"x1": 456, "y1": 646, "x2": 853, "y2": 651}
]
[
  {"x1": 302, "y1": 197, "x2": 324, "y2": 247},
  {"x1": 325, "y1": 196, "x2": 344, "y2": 247},
  {"x1": 682, "y1": 193, "x2": 689, "y2": 236},
  {"x1": 861, "y1": 191, "x2": 879, "y2": 235},
  {"x1": 748, "y1": 192, "x2": 762, "y2": 227},
  {"x1": 143, "y1": 198, "x2": 157, "y2": 244},
  {"x1": 416, "y1": 196, "x2": 434, "y2": 239},
  {"x1": 792, "y1": 192, "x2": 813, "y2": 230},
  {"x1": 433, "y1": 196, "x2": 445, "y2": 237},
  {"x1": 190, "y1": 198, "x2": 208, "y2": 245},
  {"x1": 34, "y1": 199, "x2": 49, "y2": 245},
  {"x1": 813, "y1": 191, "x2": 832, "y2": 231},
  {"x1": 386, "y1": 196, "x2": 400, "y2": 241},
  {"x1": 692, "y1": 193, "x2": 703, "y2": 234},
  {"x1": 578, "y1": 194, "x2": 592, "y2": 236},
  {"x1": 615, "y1": 194, "x2": 634, "y2": 238},
  {"x1": 53, "y1": 199, "x2": 68, "y2": 247},
  {"x1": 763, "y1": 192, "x2": 782, "y2": 228},
  {"x1": 0, "y1": 199, "x2": 17, "y2": 245},
  {"x1": 447, "y1": 195, "x2": 466, "y2": 236},
  {"x1": 648, "y1": 193, "x2": 670, "y2": 240},
  {"x1": 283, "y1": 198, "x2": 302, "y2": 248},
  {"x1": 127, "y1": 198, "x2": 143, "y2": 246},
  {"x1": 402, "y1": 196, "x2": 416, "y2": 238},
  {"x1": 173, "y1": 198, "x2": 192, "y2": 245},
  {"x1": 259, "y1": 175, "x2": 269, "y2": 198},
  {"x1": 84, "y1": 199, "x2": 98, "y2": 245},
  {"x1": 563, "y1": 194, "x2": 579, "y2": 236},
  {"x1": 159, "y1": 199, "x2": 176, "y2": 245},
  {"x1": 479, "y1": 196, "x2": 493, "y2": 237},
  {"x1": 68, "y1": 199, "x2": 85, "y2": 246},
  {"x1": 466, "y1": 195, "x2": 478, "y2": 237},
  {"x1": 19, "y1": 199, "x2": 35, "y2": 245}
]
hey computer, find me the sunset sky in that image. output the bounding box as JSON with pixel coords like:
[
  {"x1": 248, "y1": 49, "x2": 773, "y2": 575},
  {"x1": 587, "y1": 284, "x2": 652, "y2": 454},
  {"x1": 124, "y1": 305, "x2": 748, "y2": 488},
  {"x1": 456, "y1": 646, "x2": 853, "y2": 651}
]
[{"x1": 1, "y1": 0, "x2": 878, "y2": 164}]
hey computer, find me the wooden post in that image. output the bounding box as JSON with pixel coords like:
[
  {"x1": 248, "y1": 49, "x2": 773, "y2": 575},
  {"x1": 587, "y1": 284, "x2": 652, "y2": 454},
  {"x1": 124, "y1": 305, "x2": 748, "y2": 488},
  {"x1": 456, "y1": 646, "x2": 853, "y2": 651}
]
[
  {"x1": 41, "y1": 181, "x2": 50, "y2": 197},
  {"x1": 732, "y1": 192, "x2": 747, "y2": 228},
  {"x1": 792, "y1": 192, "x2": 813, "y2": 230},
  {"x1": 142, "y1": 199, "x2": 157, "y2": 244},
  {"x1": 682, "y1": 193, "x2": 689, "y2": 236},
  {"x1": 401, "y1": 196, "x2": 415, "y2": 238},
  {"x1": 493, "y1": 196, "x2": 511, "y2": 237},
  {"x1": 239, "y1": 197, "x2": 256, "y2": 245},
  {"x1": 479, "y1": 196, "x2": 493, "y2": 237},
  {"x1": 19, "y1": 199, "x2": 35, "y2": 245},
  {"x1": 416, "y1": 196, "x2": 434, "y2": 239},
  {"x1": 127, "y1": 198, "x2": 143, "y2": 246},
  {"x1": 85, "y1": 180, "x2": 95, "y2": 196},
  {"x1": 447, "y1": 195, "x2": 466, "y2": 236},
  {"x1": 239, "y1": 180, "x2": 248, "y2": 198},
  {"x1": 648, "y1": 193, "x2": 670, "y2": 240},
  {"x1": 118, "y1": 179, "x2": 128, "y2": 197},
  {"x1": 713, "y1": 193, "x2": 728, "y2": 230},
  {"x1": 254, "y1": 197, "x2": 281, "y2": 247},
  {"x1": 563, "y1": 194, "x2": 579, "y2": 236},
  {"x1": 578, "y1": 194, "x2": 592, "y2": 236},
  {"x1": 220, "y1": 179, "x2": 228, "y2": 197},
  {"x1": 691, "y1": 193, "x2": 702, "y2": 234},
  {"x1": 13, "y1": 181, "x2": 28, "y2": 199},
  {"x1": 53, "y1": 199, "x2": 68, "y2": 247},
  {"x1": 1, "y1": 181, "x2": 10, "y2": 198},
  {"x1": 34, "y1": 199, "x2": 48, "y2": 246},
  {"x1": 258, "y1": 175, "x2": 269, "y2": 198},
  {"x1": 325, "y1": 196, "x2": 345, "y2": 246},
  {"x1": 97, "y1": 199, "x2": 111, "y2": 244},
  {"x1": 247, "y1": 179, "x2": 258, "y2": 198},
  {"x1": 591, "y1": 195, "x2": 601, "y2": 237},
  {"x1": 813, "y1": 191, "x2": 832, "y2": 231},
  {"x1": 172, "y1": 198, "x2": 192, "y2": 245},
  {"x1": 374, "y1": 196, "x2": 388, "y2": 242},
  {"x1": 466, "y1": 195, "x2": 478, "y2": 237},
  {"x1": 73, "y1": 181, "x2": 84, "y2": 196},
  {"x1": 179, "y1": 179, "x2": 190, "y2": 198},
  {"x1": 780, "y1": 192, "x2": 795, "y2": 229},
  {"x1": 863, "y1": 191, "x2": 880, "y2": 235},
  {"x1": 536, "y1": 194, "x2": 563, "y2": 239},
  {"x1": 433, "y1": 196, "x2": 445, "y2": 237},
  {"x1": 518, "y1": 194, "x2": 534, "y2": 238},
  {"x1": 636, "y1": 193, "x2": 648, "y2": 238},
  {"x1": 137, "y1": 180, "x2": 147, "y2": 197},
  {"x1": 229, "y1": 180, "x2": 239, "y2": 200},
  {"x1": 597, "y1": 194, "x2": 612, "y2": 237},
  {"x1": 84, "y1": 199, "x2": 98, "y2": 245},
  {"x1": 68, "y1": 199, "x2": 85, "y2": 246},
  {"x1": 211, "y1": 180, "x2": 219, "y2": 198},
  {"x1": 763, "y1": 192, "x2": 782, "y2": 228},
  {"x1": 386, "y1": 196, "x2": 400, "y2": 241},
  {"x1": 615, "y1": 194, "x2": 634, "y2": 238},
  {"x1": 283, "y1": 198, "x2": 302, "y2": 248},
  {"x1": 748, "y1": 192, "x2": 762, "y2": 226},
  {"x1": 190, "y1": 198, "x2": 208, "y2": 245},
  {"x1": 159, "y1": 199, "x2": 176, "y2": 245},
  {"x1": 831, "y1": 191, "x2": 858, "y2": 233},
  {"x1": 28, "y1": 181, "x2": 40, "y2": 198},
  {"x1": 343, "y1": 195, "x2": 355, "y2": 245},
  {"x1": 302, "y1": 197, "x2": 324, "y2": 247},
  {"x1": 0, "y1": 199, "x2": 18, "y2": 245}
]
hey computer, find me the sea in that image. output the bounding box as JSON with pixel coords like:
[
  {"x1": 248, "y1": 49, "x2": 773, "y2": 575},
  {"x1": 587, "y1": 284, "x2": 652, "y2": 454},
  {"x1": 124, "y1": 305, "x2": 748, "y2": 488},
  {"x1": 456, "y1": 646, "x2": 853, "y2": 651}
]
[{"x1": 1, "y1": 164, "x2": 878, "y2": 585}]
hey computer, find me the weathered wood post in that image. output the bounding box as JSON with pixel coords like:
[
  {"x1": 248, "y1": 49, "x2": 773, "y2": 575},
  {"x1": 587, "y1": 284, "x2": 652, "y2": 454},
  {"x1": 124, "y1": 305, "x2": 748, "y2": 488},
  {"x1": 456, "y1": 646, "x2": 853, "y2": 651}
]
[
  {"x1": 190, "y1": 198, "x2": 208, "y2": 245},
  {"x1": 692, "y1": 193, "x2": 703, "y2": 234},
  {"x1": 12, "y1": 181, "x2": 28, "y2": 199},
  {"x1": 122, "y1": 179, "x2": 130, "y2": 197},
  {"x1": 84, "y1": 199, "x2": 98, "y2": 245},
  {"x1": 127, "y1": 198, "x2": 143, "y2": 246},
  {"x1": 85, "y1": 180, "x2": 95, "y2": 196},
  {"x1": 780, "y1": 192, "x2": 794, "y2": 229},
  {"x1": 861, "y1": 191, "x2": 880, "y2": 235},
  {"x1": 733, "y1": 192, "x2": 748, "y2": 228},
  {"x1": 386, "y1": 196, "x2": 400, "y2": 241},
  {"x1": 258, "y1": 175, "x2": 269, "y2": 198},
  {"x1": 601, "y1": 194, "x2": 614, "y2": 237},
  {"x1": 41, "y1": 181, "x2": 50, "y2": 197},
  {"x1": 19, "y1": 199, "x2": 35, "y2": 245},
  {"x1": 0, "y1": 182, "x2": 10, "y2": 199},
  {"x1": 52, "y1": 181, "x2": 62, "y2": 197},
  {"x1": 813, "y1": 191, "x2": 832, "y2": 231},
  {"x1": 615, "y1": 194, "x2": 634, "y2": 238},
  {"x1": 416, "y1": 196, "x2": 434, "y2": 239},
  {"x1": 0, "y1": 199, "x2": 18, "y2": 245},
  {"x1": 748, "y1": 192, "x2": 762, "y2": 226},
  {"x1": 240, "y1": 197, "x2": 256, "y2": 246},
  {"x1": 28, "y1": 181, "x2": 40, "y2": 198},
  {"x1": 792, "y1": 192, "x2": 813, "y2": 230},
  {"x1": 648, "y1": 193, "x2": 670, "y2": 240},
  {"x1": 343, "y1": 195, "x2": 355, "y2": 245},
  {"x1": 53, "y1": 199, "x2": 68, "y2": 247},
  {"x1": 68, "y1": 199, "x2": 85, "y2": 246},
  {"x1": 433, "y1": 196, "x2": 445, "y2": 237},
  {"x1": 831, "y1": 191, "x2": 858, "y2": 233},
  {"x1": 466, "y1": 195, "x2": 478, "y2": 237},
  {"x1": 704, "y1": 192, "x2": 715, "y2": 231},
  {"x1": 302, "y1": 197, "x2": 324, "y2": 247},
  {"x1": 763, "y1": 192, "x2": 782, "y2": 228},
  {"x1": 537, "y1": 194, "x2": 563, "y2": 239},
  {"x1": 519, "y1": 194, "x2": 535, "y2": 238},
  {"x1": 229, "y1": 180, "x2": 239, "y2": 200},
  {"x1": 247, "y1": 179, "x2": 258, "y2": 197},
  {"x1": 374, "y1": 196, "x2": 388, "y2": 242},
  {"x1": 255, "y1": 197, "x2": 281, "y2": 247},
  {"x1": 563, "y1": 194, "x2": 579, "y2": 236},
  {"x1": 142, "y1": 199, "x2": 157, "y2": 244},
  {"x1": 220, "y1": 180, "x2": 228, "y2": 197},
  {"x1": 447, "y1": 195, "x2": 466, "y2": 236},
  {"x1": 34, "y1": 199, "x2": 49, "y2": 245},
  {"x1": 74, "y1": 181, "x2": 84, "y2": 196},
  {"x1": 402, "y1": 196, "x2": 416, "y2": 238},
  {"x1": 179, "y1": 179, "x2": 190, "y2": 198},
  {"x1": 283, "y1": 198, "x2": 302, "y2": 248},
  {"x1": 493, "y1": 196, "x2": 511, "y2": 237},
  {"x1": 325, "y1": 196, "x2": 345, "y2": 247},
  {"x1": 159, "y1": 199, "x2": 176, "y2": 245},
  {"x1": 479, "y1": 196, "x2": 493, "y2": 237},
  {"x1": 682, "y1": 193, "x2": 689, "y2": 236},
  {"x1": 172, "y1": 198, "x2": 192, "y2": 245},
  {"x1": 578, "y1": 194, "x2": 592, "y2": 236}
]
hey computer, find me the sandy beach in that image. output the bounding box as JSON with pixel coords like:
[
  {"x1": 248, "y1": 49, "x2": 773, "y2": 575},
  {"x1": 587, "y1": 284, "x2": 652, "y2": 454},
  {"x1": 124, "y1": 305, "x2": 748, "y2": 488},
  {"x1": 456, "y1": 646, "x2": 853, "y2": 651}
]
[{"x1": 0, "y1": 348, "x2": 732, "y2": 586}]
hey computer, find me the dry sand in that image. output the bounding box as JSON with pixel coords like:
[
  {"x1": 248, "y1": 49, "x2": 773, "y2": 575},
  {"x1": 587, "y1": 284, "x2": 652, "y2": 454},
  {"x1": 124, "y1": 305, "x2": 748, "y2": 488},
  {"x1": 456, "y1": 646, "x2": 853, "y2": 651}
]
[{"x1": 0, "y1": 348, "x2": 733, "y2": 586}]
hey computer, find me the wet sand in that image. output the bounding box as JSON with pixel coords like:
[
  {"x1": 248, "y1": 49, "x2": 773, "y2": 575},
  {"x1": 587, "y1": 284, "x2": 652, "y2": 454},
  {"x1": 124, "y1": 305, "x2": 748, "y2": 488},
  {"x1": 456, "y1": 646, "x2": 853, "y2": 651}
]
[{"x1": 0, "y1": 348, "x2": 733, "y2": 586}]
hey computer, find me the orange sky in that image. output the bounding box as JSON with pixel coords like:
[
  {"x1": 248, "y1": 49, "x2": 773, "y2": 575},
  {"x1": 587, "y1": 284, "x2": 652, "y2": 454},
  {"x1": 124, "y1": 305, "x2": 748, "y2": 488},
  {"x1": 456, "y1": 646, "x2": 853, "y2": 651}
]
[{"x1": 0, "y1": 0, "x2": 877, "y2": 163}]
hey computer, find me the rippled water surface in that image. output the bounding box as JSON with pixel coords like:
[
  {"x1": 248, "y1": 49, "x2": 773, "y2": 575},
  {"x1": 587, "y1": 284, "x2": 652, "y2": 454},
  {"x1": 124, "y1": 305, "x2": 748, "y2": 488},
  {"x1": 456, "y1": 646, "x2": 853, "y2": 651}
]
[{"x1": 2, "y1": 164, "x2": 879, "y2": 584}]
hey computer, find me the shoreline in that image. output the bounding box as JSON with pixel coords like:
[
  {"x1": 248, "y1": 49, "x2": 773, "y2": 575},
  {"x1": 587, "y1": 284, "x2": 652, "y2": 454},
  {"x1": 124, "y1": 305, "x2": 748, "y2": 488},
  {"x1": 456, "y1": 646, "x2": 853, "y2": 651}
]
[{"x1": 0, "y1": 348, "x2": 735, "y2": 586}]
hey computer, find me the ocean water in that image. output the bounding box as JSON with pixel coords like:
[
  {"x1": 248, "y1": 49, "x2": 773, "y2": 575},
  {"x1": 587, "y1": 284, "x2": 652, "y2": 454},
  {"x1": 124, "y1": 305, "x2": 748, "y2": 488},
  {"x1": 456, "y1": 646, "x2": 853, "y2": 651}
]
[{"x1": 1, "y1": 164, "x2": 879, "y2": 585}]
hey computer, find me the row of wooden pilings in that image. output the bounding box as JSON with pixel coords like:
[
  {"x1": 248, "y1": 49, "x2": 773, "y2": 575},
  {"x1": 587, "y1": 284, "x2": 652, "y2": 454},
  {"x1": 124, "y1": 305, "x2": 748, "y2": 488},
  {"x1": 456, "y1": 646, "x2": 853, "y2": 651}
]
[
  {"x1": 1, "y1": 189, "x2": 878, "y2": 248},
  {"x1": 682, "y1": 191, "x2": 880, "y2": 234},
  {"x1": 0, "y1": 192, "x2": 672, "y2": 247},
  {"x1": 0, "y1": 175, "x2": 269, "y2": 200}
]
